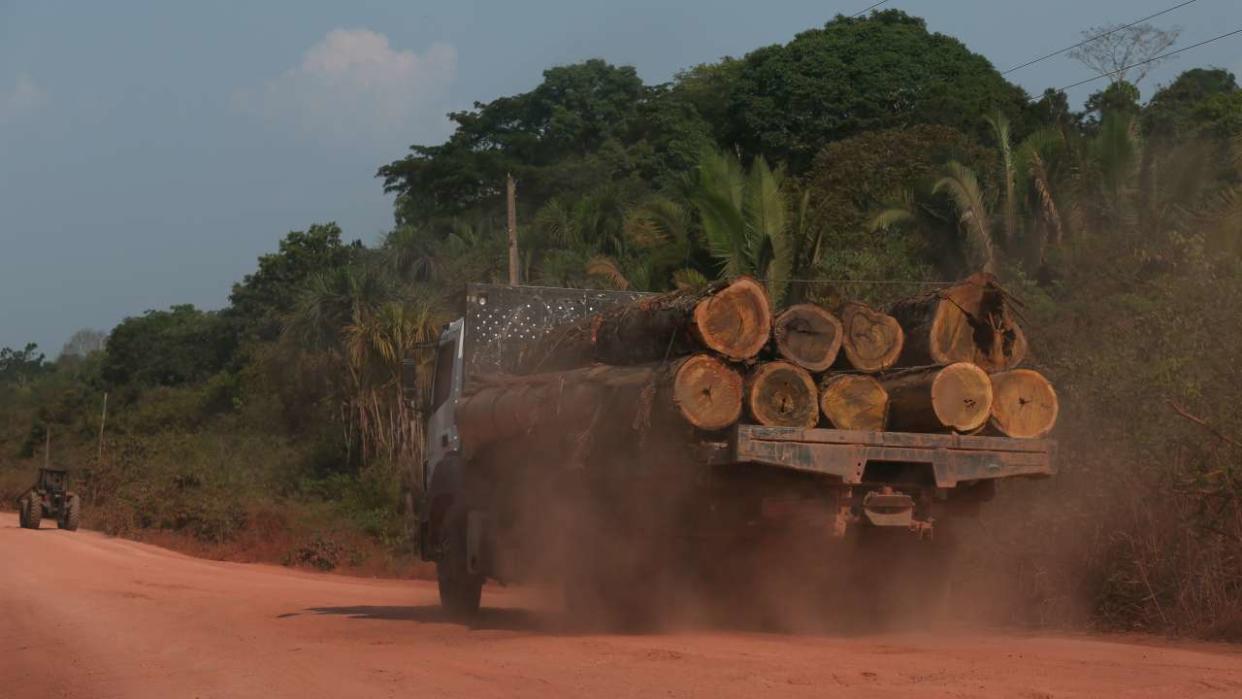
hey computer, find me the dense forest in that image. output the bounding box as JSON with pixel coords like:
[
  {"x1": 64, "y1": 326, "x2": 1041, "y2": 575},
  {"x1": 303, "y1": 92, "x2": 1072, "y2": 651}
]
[{"x1": 3, "y1": 11, "x2": 1241, "y2": 634}]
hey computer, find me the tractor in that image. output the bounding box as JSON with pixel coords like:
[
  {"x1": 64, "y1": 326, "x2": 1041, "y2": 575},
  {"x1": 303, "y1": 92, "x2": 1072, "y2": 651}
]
[{"x1": 17, "y1": 468, "x2": 81, "y2": 531}]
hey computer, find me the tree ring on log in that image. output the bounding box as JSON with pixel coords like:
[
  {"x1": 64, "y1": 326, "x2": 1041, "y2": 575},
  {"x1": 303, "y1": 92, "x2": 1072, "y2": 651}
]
[
  {"x1": 838, "y1": 302, "x2": 904, "y2": 373},
  {"x1": 746, "y1": 361, "x2": 819, "y2": 428},
  {"x1": 773, "y1": 304, "x2": 843, "y2": 372},
  {"x1": 671, "y1": 354, "x2": 744, "y2": 431},
  {"x1": 692, "y1": 276, "x2": 772, "y2": 361},
  {"x1": 819, "y1": 374, "x2": 889, "y2": 431},
  {"x1": 989, "y1": 369, "x2": 1058, "y2": 438},
  {"x1": 930, "y1": 362, "x2": 994, "y2": 432}
]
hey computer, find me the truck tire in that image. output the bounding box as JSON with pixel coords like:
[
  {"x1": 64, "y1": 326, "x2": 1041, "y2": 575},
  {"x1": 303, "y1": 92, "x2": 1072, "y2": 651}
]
[
  {"x1": 24, "y1": 498, "x2": 42, "y2": 530},
  {"x1": 436, "y1": 506, "x2": 483, "y2": 618},
  {"x1": 62, "y1": 494, "x2": 81, "y2": 531}
]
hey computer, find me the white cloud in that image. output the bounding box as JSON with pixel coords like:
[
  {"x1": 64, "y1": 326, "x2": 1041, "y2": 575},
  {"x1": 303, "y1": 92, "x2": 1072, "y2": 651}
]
[
  {"x1": 0, "y1": 74, "x2": 49, "y2": 124},
  {"x1": 235, "y1": 29, "x2": 456, "y2": 141}
]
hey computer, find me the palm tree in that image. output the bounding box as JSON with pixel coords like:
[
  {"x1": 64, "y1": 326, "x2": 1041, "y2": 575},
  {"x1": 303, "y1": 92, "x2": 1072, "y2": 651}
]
[
  {"x1": 869, "y1": 162, "x2": 997, "y2": 275},
  {"x1": 285, "y1": 262, "x2": 447, "y2": 466},
  {"x1": 986, "y1": 112, "x2": 1018, "y2": 247},
  {"x1": 691, "y1": 148, "x2": 795, "y2": 305},
  {"x1": 934, "y1": 161, "x2": 996, "y2": 273}
]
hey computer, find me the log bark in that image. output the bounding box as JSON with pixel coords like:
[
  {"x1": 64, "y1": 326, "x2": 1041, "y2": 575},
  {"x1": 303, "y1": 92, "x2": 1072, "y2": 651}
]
[
  {"x1": 745, "y1": 361, "x2": 820, "y2": 428},
  {"x1": 836, "y1": 302, "x2": 904, "y2": 373},
  {"x1": 772, "y1": 304, "x2": 843, "y2": 372},
  {"x1": 880, "y1": 362, "x2": 993, "y2": 433},
  {"x1": 989, "y1": 369, "x2": 1058, "y2": 438},
  {"x1": 517, "y1": 276, "x2": 772, "y2": 373},
  {"x1": 457, "y1": 355, "x2": 744, "y2": 453},
  {"x1": 889, "y1": 273, "x2": 1028, "y2": 371},
  {"x1": 819, "y1": 374, "x2": 889, "y2": 431}
]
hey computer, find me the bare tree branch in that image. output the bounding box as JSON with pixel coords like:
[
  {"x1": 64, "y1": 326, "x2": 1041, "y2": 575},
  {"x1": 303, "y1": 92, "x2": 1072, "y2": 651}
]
[{"x1": 1068, "y1": 23, "x2": 1181, "y2": 86}]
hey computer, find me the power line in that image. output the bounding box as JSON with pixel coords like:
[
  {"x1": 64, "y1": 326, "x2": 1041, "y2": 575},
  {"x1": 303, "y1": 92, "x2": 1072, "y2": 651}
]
[
  {"x1": 1002, "y1": 0, "x2": 1201, "y2": 75},
  {"x1": 1038, "y1": 26, "x2": 1242, "y2": 99},
  {"x1": 851, "y1": 0, "x2": 891, "y2": 18}
]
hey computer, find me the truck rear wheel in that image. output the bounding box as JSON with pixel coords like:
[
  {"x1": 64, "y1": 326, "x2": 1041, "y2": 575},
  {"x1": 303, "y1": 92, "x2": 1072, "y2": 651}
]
[
  {"x1": 436, "y1": 506, "x2": 483, "y2": 619},
  {"x1": 61, "y1": 494, "x2": 81, "y2": 531}
]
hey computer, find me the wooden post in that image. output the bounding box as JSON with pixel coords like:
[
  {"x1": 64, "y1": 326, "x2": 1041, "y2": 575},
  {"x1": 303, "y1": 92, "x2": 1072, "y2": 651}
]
[
  {"x1": 98, "y1": 392, "x2": 109, "y2": 461},
  {"x1": 507, "y1": 173, "x2": 519, "y2": 286}
]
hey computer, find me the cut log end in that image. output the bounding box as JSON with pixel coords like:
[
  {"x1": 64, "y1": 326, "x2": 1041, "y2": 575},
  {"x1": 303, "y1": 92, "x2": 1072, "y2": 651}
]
[
  {"x1": 692, "y1": 276, "x2": 773, "y2": 361},
  {"x1": 989, "y1": 369, "x2": 1058, "y2": 438},
  {"x1": 838, "y1": 302, "x2": 904, "y2": 373},
  {"x1": 930, "y1": 362, "x2": 994, "y2": 432},
  {"x1": 915, "y1": 273, "x2": 1028, "y2": 371},
  {"x1": 819, "y1": 374, "x2": 888, "y2": 431},
  {"x1": 671, "y1": 354, "x2": 744, "y2": 431},
  {"x1": 746, "y1": 361, "x2": 819, "y2": 428},
  {"x1": 773, "y1": 304, "x2": 843, "y2": 372}
]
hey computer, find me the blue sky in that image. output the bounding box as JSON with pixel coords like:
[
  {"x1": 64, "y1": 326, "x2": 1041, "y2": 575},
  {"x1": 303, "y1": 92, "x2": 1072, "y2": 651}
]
[{"x1": 2, "y1": 0, "x2": 1239, "y2": 353}]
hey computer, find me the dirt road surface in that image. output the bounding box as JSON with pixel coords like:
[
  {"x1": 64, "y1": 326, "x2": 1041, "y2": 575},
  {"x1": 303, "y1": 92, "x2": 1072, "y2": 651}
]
[{"x1": 2, "y1": 514, "x2": 1240, "y2": 698}]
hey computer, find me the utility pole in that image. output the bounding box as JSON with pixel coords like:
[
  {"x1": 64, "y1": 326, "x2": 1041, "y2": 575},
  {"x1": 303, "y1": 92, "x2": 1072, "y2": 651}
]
[
  {"x1": 44, "y1": 424, "x2": 50, "y2": 468},
  {"x1": 506, "y1": 173, "x2": 519, "y2": 286},
  {"x1": 98, "y1": 392, "x2": 109, "y2": 461}
]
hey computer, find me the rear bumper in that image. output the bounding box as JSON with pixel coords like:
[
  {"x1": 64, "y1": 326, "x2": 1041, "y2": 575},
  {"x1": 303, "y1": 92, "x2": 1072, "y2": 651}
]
[{"x1": 731, "y1": 425, "x2": 1055, "y2": 488}]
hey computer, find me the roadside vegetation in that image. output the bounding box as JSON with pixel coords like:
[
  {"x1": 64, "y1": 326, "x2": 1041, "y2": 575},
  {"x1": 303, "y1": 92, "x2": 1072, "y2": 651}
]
[{"x1": 2, "y1": 10, "x2": 1240, "y2": 634}]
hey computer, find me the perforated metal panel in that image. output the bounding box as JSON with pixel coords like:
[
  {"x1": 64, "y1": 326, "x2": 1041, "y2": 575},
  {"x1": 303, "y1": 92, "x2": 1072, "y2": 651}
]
[{"x1": 462, "y1": 283, "x2": 650, "y2": 384}]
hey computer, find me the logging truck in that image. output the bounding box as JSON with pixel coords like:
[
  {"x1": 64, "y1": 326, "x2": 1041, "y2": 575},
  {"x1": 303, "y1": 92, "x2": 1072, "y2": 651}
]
[{"x1": 416, "y1": 280, "x2": 1056, "y2": 620}]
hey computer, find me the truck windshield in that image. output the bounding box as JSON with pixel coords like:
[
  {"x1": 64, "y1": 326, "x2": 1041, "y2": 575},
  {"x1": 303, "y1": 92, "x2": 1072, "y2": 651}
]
[{"x1": 431, "y1": 340, "x2": 456, "y2": 410}]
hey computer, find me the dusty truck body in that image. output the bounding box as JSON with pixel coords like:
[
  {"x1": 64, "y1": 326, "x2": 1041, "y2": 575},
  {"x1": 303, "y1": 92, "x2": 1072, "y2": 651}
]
[{"x1": 416, "y1": 283, "x2": 1055, "y2": 617}]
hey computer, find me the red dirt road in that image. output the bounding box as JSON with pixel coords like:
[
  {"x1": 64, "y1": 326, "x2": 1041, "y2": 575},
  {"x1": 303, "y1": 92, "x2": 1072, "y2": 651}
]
[{"x1": 2, "y1": 514, "x2": 1240, "y2": 699}]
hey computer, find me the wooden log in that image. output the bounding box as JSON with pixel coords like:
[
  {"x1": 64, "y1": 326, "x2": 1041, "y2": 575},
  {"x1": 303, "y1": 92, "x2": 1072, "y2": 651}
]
[
  {"x1": 819, "y1": 374, "x2": 889, "y2": 431},
  {"x1": 517, "y1": 276, "x2": 772, "y2": 373},
  {"x1": 880, "y1": 362, "x2": 993, "y2": 433},
  {"x1": 772, "y1": 304, "x2": 843, "y2": 372},
  {"x1": 989, "y1": 369, "x2": 1058, "y2": 438},
  {"x1": 889, "y1": 273, "x2": 1028, "y2": 371},
  {"x1": 457, "y1": 355, "x2": 744, "y2": 453},
  {"x1": 745, "y1": 361, "x2": 819, "y2": 428},
  {"x1": 836, "y1": 302, "x2": 904, "y2": 373},
  {"x1": 670, "y1": 354, "x2": 745, "y2": 431}
]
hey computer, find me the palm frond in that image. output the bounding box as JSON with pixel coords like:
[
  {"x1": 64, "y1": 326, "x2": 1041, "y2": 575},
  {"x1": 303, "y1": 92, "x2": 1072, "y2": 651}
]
[
  {"x1": 584, "y1": 255, "x2": 631, "y2": 290},
  {"x1": 934, "y1": 161, "x2": 996, "y2": 272},
  {"x1": 672, "y1": 267, "x2": 709, "y2": 291}
]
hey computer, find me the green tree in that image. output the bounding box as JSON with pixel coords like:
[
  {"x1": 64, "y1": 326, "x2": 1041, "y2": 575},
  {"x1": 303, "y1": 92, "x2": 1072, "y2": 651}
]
[
  {"x1": 228, "y1": 223, "x2": 364, "y2": 342},
  {"x1": 0, "y1": 343, "x2": 49, "y2": 386},
  {"x1": 101, "y1": 306, "x2": 235, "y2": 388},
  {"x1": 806, "y1": 125, "x2": 994, "y2": 281},
  {"x1": 378, "y1": 60, "x2": 711, "y2": 225},
  {"x1": 690, "y1": 148, "x2": 794, "y2": 304},
  {"x1": 709, "y1": 10, "x2": 1030, "y2": 171},
  {"x1": 1144, "y1": 68, "x2": 1242, "y2": 142}
]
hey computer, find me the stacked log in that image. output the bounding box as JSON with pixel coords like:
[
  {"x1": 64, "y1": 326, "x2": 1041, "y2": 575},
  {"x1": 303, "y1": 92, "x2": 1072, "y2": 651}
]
[
  {"x1": 836, "y1": 302, "x2": 904, "y2": 373},
  {"x1": 988, "y1": 369, "x2": 1059, "y2": 438},
  {"x1": 889, "y1": 272, "x2": 1027, "y2": 371},
  {"x1": 772, "y1": 304, "x2": 842, "y2": 372},
  {"x1": 457, "y1": 354, "x2": 744, "y2": 454},
  {"x1": 517, "y1": 276, "x2": 772, "y2": 373},
  {"x1": 880, "y1": 363, "x2": 994, "y2": 433},
  {"x1": 459, "y1": 272, "x2": 1055, "y2": 453},
  {"x1": 819, "y1": 374, "x2": 889, "y2": 431},
  {"x1": 745, "y1": 361, "x2": 820, "y2": 428}
]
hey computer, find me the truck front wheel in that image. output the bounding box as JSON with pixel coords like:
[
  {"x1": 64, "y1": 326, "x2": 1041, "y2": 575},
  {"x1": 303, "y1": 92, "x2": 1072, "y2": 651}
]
[{"x1": 436, "y1": 506, "x2": 483, "y2": 618}]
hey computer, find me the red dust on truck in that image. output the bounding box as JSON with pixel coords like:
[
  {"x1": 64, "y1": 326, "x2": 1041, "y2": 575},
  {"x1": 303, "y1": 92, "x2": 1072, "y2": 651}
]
[{"x1": 415, "y1": 283, "x2": 1054, "y2": 622}]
